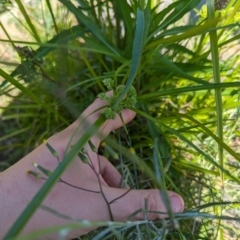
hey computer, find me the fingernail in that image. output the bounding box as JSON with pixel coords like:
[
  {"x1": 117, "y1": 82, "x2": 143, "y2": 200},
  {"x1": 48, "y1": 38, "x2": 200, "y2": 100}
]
[{"x1": 170, "y1": 195, "x2": 184, "y2": 213}]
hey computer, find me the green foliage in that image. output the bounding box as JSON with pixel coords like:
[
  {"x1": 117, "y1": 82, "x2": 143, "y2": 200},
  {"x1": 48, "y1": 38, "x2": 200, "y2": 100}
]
[
  {"x1": 0, "y1": 0, "x2": 240, "y2": 239},
  {"x1": 98, "y1": 78, "x2": 137, "y2": 119}
]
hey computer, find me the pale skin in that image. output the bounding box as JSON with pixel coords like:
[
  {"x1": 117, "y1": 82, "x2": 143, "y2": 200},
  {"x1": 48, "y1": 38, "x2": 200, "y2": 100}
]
[{"x1": 0, "y1": 93, "x2": 184, "y2": 239}]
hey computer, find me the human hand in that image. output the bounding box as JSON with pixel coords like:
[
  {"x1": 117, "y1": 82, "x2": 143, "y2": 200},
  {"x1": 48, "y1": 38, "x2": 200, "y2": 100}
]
[{"x1": 0, "y1": 92, "x2": 184, "y2": 239}]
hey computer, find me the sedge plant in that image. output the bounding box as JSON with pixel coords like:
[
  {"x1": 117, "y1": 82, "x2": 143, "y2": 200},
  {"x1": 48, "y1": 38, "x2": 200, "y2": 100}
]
[{"x1": 0, "y1": 0, "x2": 240, "y2": 239}]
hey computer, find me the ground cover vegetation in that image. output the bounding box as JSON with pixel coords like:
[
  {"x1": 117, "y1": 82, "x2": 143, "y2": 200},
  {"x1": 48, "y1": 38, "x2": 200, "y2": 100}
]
[{"x1": 0, "y1": 0, "x2": 240, "y2": 239}]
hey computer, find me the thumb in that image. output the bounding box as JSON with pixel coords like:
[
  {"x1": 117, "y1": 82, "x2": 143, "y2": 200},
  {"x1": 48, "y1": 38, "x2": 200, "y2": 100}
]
[
  {"x1": 105, "y1": 188, "x2": 184, "y2": 221},
  {"x1": 84, "y1": 103, "x2": 136, "y2": 147}
]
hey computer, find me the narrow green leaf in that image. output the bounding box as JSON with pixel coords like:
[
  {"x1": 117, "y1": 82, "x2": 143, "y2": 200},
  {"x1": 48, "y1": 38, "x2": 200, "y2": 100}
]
[
  {"x1": 0, "y1": 38, "x2": 123, "y2": 61},
  {"x1": 81, "y1": 36, "x2": 126, "y2": 62},
  {"x1": 115, "y1": 8, "x2": 148, "y2": 106},
  {"x1": 155, "y1": 25, "x2": 195, "y2": 39},
  {"x1": 146, "y1": 19, "x2": 218, "y2": 50},
  {"x1": 138, "y1": 82, "x2": 240, "y2": 101},
  {"x1": 157, "y1": 55, "x2": 209, "y2": 84},
  {"x1": 149, "y1": 1, "x2": 179, "y2": 34},
  {"x1": 46, "y1": 0, "x2": 58, "y2": 34},
  {"x1": 0, "y1": 126, "x2": 30, "y2": 142},
  {"x1": 149, "y1": 0, "x2": 201, "y2": 39},
  {"x1": 76, "y1": 0, "x2": 90, "y2": 9},
  {"x1": 219, "y1": 33, "x2": 240, "y2": 48},
  {"x1": 207, "y1": 0, "x2": 224, "y2": 186},
  {"x1": 133, "y1": 108, "x2": 240, "y2": 185},
  {"x1": 0, "y1": 69, "x2": 44, "y2": 105},
  {"x1": 104, "y1": 138, "x2": 171, "y2": 189},
  {"x1": 8, "y1": 221, "x2": 134, "y2": 240},
  {"x1": 0, "y1": 21, "x2": 15, "y2": 48},
  {"x1": 114, "y1": 0, "x2": 133, "y2": 35},
  {"x1": 9, "y1": 25, "x2": 86, "y2": 80},
  {"x1": 1, "y1": 113, "x2": 36, "y2": 120},
  {"x1": 170, "y1": 44, "x2": 195, "y2": 56},
  {"x1": 142, "y1": 103, "x2": 172, "y2": 163},
  {"x1": 175, "y1": 160, "x2": 219, "y2": 176},
  {"x1": 174, "y1": 112, "x2": 240, "y2": 162},
  {"x1": 15, "y1": 0, "x2": 41, "y2": 42},
  {"x1": 58, "y1": 0, "x2": 120, "y2": 57},
  {"x1": 163, "y1": 124, "x2": 240, "y2": 184}
]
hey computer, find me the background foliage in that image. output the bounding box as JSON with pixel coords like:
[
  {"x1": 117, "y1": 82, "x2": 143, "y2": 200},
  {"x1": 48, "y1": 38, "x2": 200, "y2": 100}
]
[{"x1": 0, "y1": 0, "x2": 240, "y2": 239}]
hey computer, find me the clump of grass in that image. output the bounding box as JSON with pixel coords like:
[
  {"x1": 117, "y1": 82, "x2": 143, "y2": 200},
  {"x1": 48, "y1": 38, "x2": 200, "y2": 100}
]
[{"x1": 0, "y1": 0, "x2": 240, "y2": 239}]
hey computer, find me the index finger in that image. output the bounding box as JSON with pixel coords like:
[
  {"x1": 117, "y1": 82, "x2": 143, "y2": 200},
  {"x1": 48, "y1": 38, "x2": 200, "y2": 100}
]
[{"x1": 77, "y1": 91, "x2": 136, "y2": 147}]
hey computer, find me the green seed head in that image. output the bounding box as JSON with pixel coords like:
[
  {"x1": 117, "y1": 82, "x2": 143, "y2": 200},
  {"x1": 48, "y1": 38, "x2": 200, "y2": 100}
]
[
  {"x1": 98, "y1": 79, "x2": 137, "y2": 119},
  {"x1": 102, "y1": 78, "x2": 114, "y2": 90}
]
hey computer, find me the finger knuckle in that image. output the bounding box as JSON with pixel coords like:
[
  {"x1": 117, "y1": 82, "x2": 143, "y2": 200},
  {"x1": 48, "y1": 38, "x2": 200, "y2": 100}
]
[{"x1": 145, "y1": 192, "x2": 158, "y2": 220}]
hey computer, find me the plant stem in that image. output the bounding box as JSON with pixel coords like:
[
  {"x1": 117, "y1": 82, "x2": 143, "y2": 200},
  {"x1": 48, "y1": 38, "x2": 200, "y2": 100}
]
[{"x1": 207, "y1": 1, "x2": 224, "y2": 239}]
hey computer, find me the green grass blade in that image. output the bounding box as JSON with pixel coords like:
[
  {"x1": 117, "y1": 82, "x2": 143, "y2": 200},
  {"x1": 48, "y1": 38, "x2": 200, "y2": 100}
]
[
  {"x1": 0, "y1": 21, "x2": 15, "y2": 48},
  {"x1": 133, "y1": 108, "x2": 240, "y2": 185},
  {"x1": 115, "y1": 8, "x2": 148, "y2": 106},
  {"x1": 0, "y1": 38, "x2": 123, "y2": 65},
  {"x1": 207, "y1": 2, "x2": 224, "y2": 238},
  {"x1": 3, "y1": 117, "x2": 105, "y2": 239},
  {"x1": 149, "y1": 0, "x2": 201, "y2": 39},
  {"x1": 58, "y1": 0, "x2": 120, "y2": 57},
  {"x1": 158, "y1": 54, "x2": 209, "y2": 84},
  {"x1": 149, "y1": 1, "x2": 179, "y2": 35},
  {"x1": 10, "y1": 25, "x2": 86, "y2": 79},
  {"x1": 163, "y1": 124, "x2": 240, "y2": 184},
  {"x1": 114, "y1": 0, "x2": 133, "y2": 35},
  {"x1": 176, "y1": 211, "x2": 240, "y2": 221},
  {"x1": 0, "y1": 61, "x2": 18, "y2": 67},
  {"x1": 0, "y1": 126, "x2": 30, "y2": 142},
  {"x1": 219, "y1": 33, "x2": 240, "y2": 48},
  {"x1": 150, "y1": 62, "x2": 215, "y2": 75},
  {"x1": 163, "y1": 0, "x2": 201, "y2": 26},
  {"x1": 154, "y1": 25, "x2": 194, "y2": 39},
  {"x1": 173, "y1": 113, "x2": 240, "y2": 162},
  {"x1": 207, "y1": 0, "x2": 224, "y2": 187},
  {"x1": 175, "y1": 159, "x2": 219, "y2": 176},
  {"x1": 9, "y1": 221, "x2": 134, "y2": 240},
  {"x1": 138, "y1": 82, "x2": 240, "y2": 101},
  {"x1": 171, "y1": 43, "x2": 195, "y2": 56},
  {"x1": 46, "y1": 0, "x2": 58, "y2": 34},
  {"x1": 188, "y1": 101, "x2": 240, "y2": 115},
  {"x1": 142, "y1": 104, "x2": 172, "y2": 163},
  {"x1": 146, "y1": 19, "x2": 218, "y2": 50},
  {"x1": 0, "y1": 69, "x2": 44, "y2": 104},
  {"x1": 15, "y1": 0, "x2": 41, "y2": 42},
  {"x1": 33, "y1": 25, "x2": 86, "y2": 58},
  {"x1": 80, "y1": 37, "x2": 126, "y2": 62},
  {"x1": 1, "y1": 113, "x2": 36, "y2": 120}
]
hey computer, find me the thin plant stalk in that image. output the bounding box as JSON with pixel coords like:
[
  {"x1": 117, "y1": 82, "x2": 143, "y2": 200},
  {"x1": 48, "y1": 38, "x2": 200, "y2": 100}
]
[
  {"x1": 15, "y1": 0, "x2": 41, "y2": 42},
  {"x1": 207, "y1": 2, "x2": 224, "y2": 239}
]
